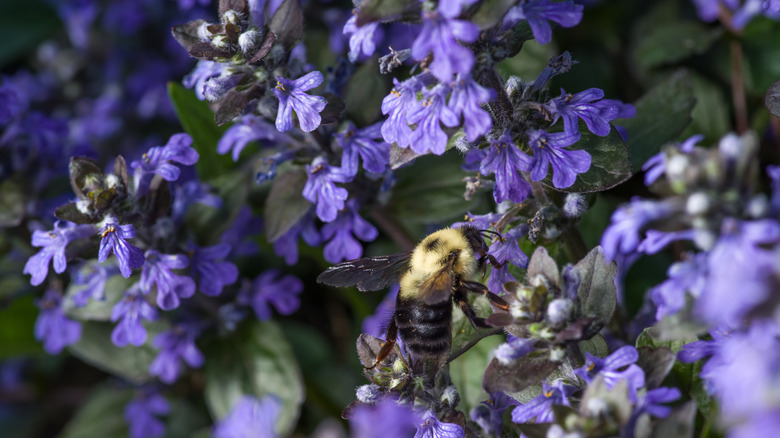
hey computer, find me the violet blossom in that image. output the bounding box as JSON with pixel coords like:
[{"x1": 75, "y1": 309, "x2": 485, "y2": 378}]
[
  {"x1": 189, "y1": 243, "x2": 239, "y2": 297},
  {"x1": 527, "y1": 128, "x2": 589, "y2": 189},
  {"x1": 273, "y1": 71, "x2": 327, "y2": 133},
  {"x1": 125, "y1": 390, "x2": 170, "y2": 438},
  {"x1": 238, "y1": 269, "x2": 303, "y2": 320},
  {"x1": 302, "y1": 157, "x2": 351, "y2": 222},
  {"x1": 23, "y1": 220, "x2": 94, "y2": 286},
  {"x1": 111, "y1": 285, "x2": 158, "y2": 347},
  {"x1": 321, "y1": 202, "x2": 378, "y2": 263},
  {"x1": 411, "y1": 10, "x2": 478, "y2": 82},
  {"x1": 406, "y1": 84, "x2": 459, "y2": 155},
  {"x1": 98, "y1": 222, "x2": 145, "y2": 278},
  {"x1": 479, "y1": 132, "x2": 534, "y2": 204},
  {"x1": 34, "y1": 290, "x2": 82, "y2": 354},
  {"x1": 149, "y1": 324, "x2": 204, "y2": 384},
  {"x1": 140, "y1": 250, "x2": 195, "y2": 311},
  {"x1": 213, "y1": 395, "x2": 281, "y2": 438}
]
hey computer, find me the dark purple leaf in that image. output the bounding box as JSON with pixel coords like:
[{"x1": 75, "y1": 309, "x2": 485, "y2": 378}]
[
  {"x1": 69, "y1": 156, "x2": 103, "y2": 199},
  {"x1": 214, "y1": 84, "x2": 263, "y2": 126},
  {"x1": 55, "y1": 203, "x2": 95, "y2": 224},
  {"x1": 574, "y1": 246, "x2": 616, "y2": 333},
  {"x1": 636, "y1": 346, "x2": 675, "y2": 389},
  {"x1": 189, "y1": 41, "x2": 234, "y2": 60},
  {"x1": 249, "y1": 31, "x2": 276, "y2": 63},
  {"x1": 219, "y1": 0, "x2": 248, "y2": 15},
  {"x1": 482, "y1": 352, "x2": 560, "y2": 394},
  {"x1": 113, "y1": 155, "x2": 128, "y2": 188},
  {"x1": 269, "y1": 0, "x2": 303, "y2": 50},
  {"x1": 171, "y1": 20, "x2": 207, "y2": 52}
]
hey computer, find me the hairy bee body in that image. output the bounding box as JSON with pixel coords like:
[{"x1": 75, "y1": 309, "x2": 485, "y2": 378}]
[{"x1": 317, "y1": 225, "x2": 507, "y2": 382}]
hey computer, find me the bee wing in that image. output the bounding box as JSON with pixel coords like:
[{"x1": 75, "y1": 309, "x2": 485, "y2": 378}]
[
  {"x1": 418, "y1": 260, "x2": 456, "y2": 305},
  {"x1": 317, "y1": 251, "x2": 412, "y2": 291}
]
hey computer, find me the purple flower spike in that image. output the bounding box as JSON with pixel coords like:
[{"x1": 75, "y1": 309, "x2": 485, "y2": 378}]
[
  {"x1": 321, "y1": 202, "x2": 378, "y2": 263},
  {"x1": 414, "y1": 410, "x2": 464, "y2": 438},
  {"x1": 214, "y1": 395, "x2": 281, "y2": 438},
  {"x1": 337, "y1": 122, "x2": 390, "y2": 177},
  {"x1": 190, "y1": 243, "x2": 238, "y2": 297},
  {"x1": 125, "y1": 390, "x2": 170, "y2": 438},
  {"x1": 547, "y1": 88, "x2": 623, "y2": 137},
  {"x1": 448, "y1": 75, "x2": 495, "y2": 142},
  {"x1": 217, "y1": 114, "x2": 292, "y2": 161},
  {"x1": 343, "y1": 15, "x2": 383, "y2": 63},
  {"x1": 574, "y1": 346, "x2": 646, "y2": 401},
  {"x1": 35, "y1": 290, "x2": 82, "y2": 354},
  {"x1": 412, "y1": 11, "x2": 478, "y2": 82},
  {"x1": 488, "y1": 227, "x2": 529, "y2": 268},
  {"x1": 183, "y1": 60, "x2": 225, "y2": 100},
  {"x1": 302, "y1": 157, "x2": 351, "y2": 222},
  {"x1": 406, "y1": 84, "x2": 460, "y2": 155},
  {"x1": 381, "y1": 76, "x2": 424, "y2": 148},
  {"x1": 238, "y1": 269, "x2": 303, "y2": 320},
  {"x1": 24, "y1": 220, "x2": 94, "y2": 286},
  {"x1": 140, "y1": 250, "x2": 195, "y2": 311},
  {"x1": 98, "y1": 222, "x2": 145, "y2": 278},
  {"x1": 273, "y1": 211, "x2": 322, "y2": 265},
  {"x1": 511, "y1": 380, "x2": 575, "y2": 423},
  {"x1": 149, "y1": 324, "x2": 204, "y2": 384},
  {"x1": 503, "y1": 0, "x2": 584, "y2": 45},
  {"x1": 350, "y1": 399, "x2": 420, "y2": 438},
  {"x1": 111, "y1": 285, "x2": 158, "y2": 347},
  {"x1": 480, "y1": 132, "x2": 534, "y2": 204},
  {"x1": 274, "y1": 71, "x2": 327, "y2": 133},
  {"x1": 528, "y1": 128, "x2": 589, "y2": 189},
  {"x1": 131, "y1": 133, "x2": 199, "y2": 185},
  {"x1": 636, "y1": 387, "x2": 681, "y2": 419}
]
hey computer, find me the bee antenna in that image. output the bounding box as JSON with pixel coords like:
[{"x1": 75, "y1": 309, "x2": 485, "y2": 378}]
[{"x1": 480, "y1": 229, "x2": 504, "y2": 242}]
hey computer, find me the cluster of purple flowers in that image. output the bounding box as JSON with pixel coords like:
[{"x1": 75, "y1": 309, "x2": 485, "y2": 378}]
[{"x1": 691, "y1": 0, "x2": 780, "y2": 29}]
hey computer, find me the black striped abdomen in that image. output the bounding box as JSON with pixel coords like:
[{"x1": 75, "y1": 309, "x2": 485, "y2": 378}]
[{"x1": 394, "y1": 296, "x2": 452, "y2": 359}]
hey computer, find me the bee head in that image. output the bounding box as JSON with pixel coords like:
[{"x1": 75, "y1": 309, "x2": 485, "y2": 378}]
[{"x1": 459, "y1": 225, "x2": 503, "y2": 258}]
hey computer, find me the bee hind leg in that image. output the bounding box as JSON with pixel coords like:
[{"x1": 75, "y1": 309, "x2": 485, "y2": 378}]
[
  {"x1": 367, "y1": 318, "x2": 398, "y2": 369},
  {"x1": 453, "y1": 288, "x2": 491, "y2": 329}
]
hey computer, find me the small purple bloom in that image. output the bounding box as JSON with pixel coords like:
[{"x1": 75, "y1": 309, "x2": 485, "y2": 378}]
[
  {"x1": 480, "y1": 132, "x2": 534, "y2": 204},
  {"x1": 528, "y1": 128, "x2": 589, "y2": 189},
  {"x1": 414, "y1": 410, "x2": 464, "y2": 438},
  {"x1": 451, "y1": 211, "x2": 503, "y2": 230},
  {"x1": 321, "y1": 202, "x2": 379, "y2": 263},
  {"x1": 23, "y1": 221, "x2": 94, "y2": 286},
  {"x1": 214, "y1": 395, "x2": 281, "y2": 438},
  {"x1": 406, "y1": 84, "x2": 460, "y2": 155},
  {"x1": 412, "y1": 11, "x2": 478, "y2": 82},
  {"x1": 125, "y1": 390, "x2": 170, "y2": 438},
  {"x1": 511, "y1": 381, "x2": 575, "y2": 423},
  {"x1": 488, "y1": 227, "x2": 529, "y2": 268},
  {"x1": 448, "y1": 75, "x2": 495, "y2": 142},
  {"x1": 140, "y1": 250, "x2": 195, "y2": 311},
  {"x1": 238, "y1": 269, "x2": 303, "y2": 320},
  {"x1": 601, "y1": 199, "x2": 673, "y2": 262},
  {"x1": 636, "y1": 229, "x2": 695, "y2": 255},
  {"x1": 189, "y1": 243, "x2": 238, "y2": 297},
  {"x1": 547, "y1": 88, "x2": 630, "y2": 137},
  {"x1": 337, "y1": 122, "x2": 390, "y2": 177},
  {"x1": 217, "y1": 114, "x2": 292, "y2": 161},
  {"x1": 273, "y1": 211, "x2": 322, "y2": 265},
  {"x1": 111, "y1": 285, "x2": 158, "y2": 347},
  {"x1": 649, "y1": 252, "x2": 708, "y2": 321},
  {"x1": 691, "y1": 0, "x2": 738, "y2": 22},
  {"x1": 172, "y1": 180, "x2": 222, "y2": 223},
  {"x1": 183, "y1": 61, "x2": 225, "y2": 101},
  {"x1": 343, "y1": 14, "x2": 383, "y2": 63},
  {"x1": 149, "y1": 324, "x2": 204, "y2": 384},
  {"x1": 494, "y1": 336, "x2": 536, "y2": 365},
  {"x1": 131, "y1": 133, "x2": 199, "y2": 193},
  {"x1": 381, "y1": 76, "x2": 424, "y2": 148},
  {"x1": 471, "y1": 392, "x2": 518, "y2": 437},
  {"x1": 438, "y1": 0, "x2": 480, "y2": 18},
  {"x1": 98, "y1": 222, "x2": 145, "y2": 278},
  {"x1": 302, "y1": 157, "x2": 351, "y2": 222},
  {"x1": 641, "y1": 134, "x2": 702, "y2": 186},
  {"x1": 274, "y1": 71, "x2": 327, "y2": 132},
  {"x1": 349, "y1": 399, "x2": 420, "y2": 438},
  {"x1": 71, "y1": 263, "x2": 115, "y2": 307},
  {"x1": 636, "y1": 387, "x2": 681, "y2": 419},
  {"x1": 35, "y1": 290, "x2": 82, "y2": 354},
  {"x1": 503, "y1": 0, "x2": 584, "y2": 44},
  {"x1": 574, "y1": 346, "x2": 645, "y2": 401}
]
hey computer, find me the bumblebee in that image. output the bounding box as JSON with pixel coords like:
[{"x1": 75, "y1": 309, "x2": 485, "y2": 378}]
[{"x1": 317, "y1": 225, "x2": 509, "y2": 380}]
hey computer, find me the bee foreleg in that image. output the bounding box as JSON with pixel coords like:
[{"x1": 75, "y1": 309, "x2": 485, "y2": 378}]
[
  {"x1": 460, "y1": 280, "x2": 510, "y2": 311},
  {"x1": 453, "y1": 288, "x2": 491, "y2": 329},
  {"x1": 368, "y1": 318, "x2": 398, "y2": 369}
]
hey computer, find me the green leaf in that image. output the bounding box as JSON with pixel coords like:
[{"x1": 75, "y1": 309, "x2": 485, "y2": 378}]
[
  {"x1": 203, "y1": 320, "x2": 304, "y2": 435},
  {"x1": 356, "y1": 0, "x2": 415, "y2": 26},
  {"x1": 0, "y1": 178, "x2": 25, "y2": 227},
  {"x1": 59, "y1": 385, "x2": 132, "y2": 438},
  {"x1": 0, "y1": 0, "x2": 60, "y2": 68},
  {"x1": 632, "y1": 21, "x2": 721, "y2": 70},
  {"x1": 63, "y1": 271, "x2": 133, "y2": 321},
  {"x1": 68, "y1": 321, "x2": 160, "y2": 384},
  {"x1": 574, "y1": 246, "x2": 617, "y2": 335},
  {"x1": 449, "y1": 296, "x2": 502, "y2": 363},
  {"x1": 469, "y1": 0, "x2": 516, "y2": 30},
  {"x1": 0, "y1": 296, "x2": 41, "y2": 358},
  {"x1": 264, "y1": 167, "x2": 311, "y2": 242},
  {"x1": 168, "y1": 82, "x2": 235, "y2": 181},
  {"x1": 388, "y1": 151, "x2": 488, "y2": 225},
  {"x1": 543, "y1": 127, "x2": 632, "y2": 193},
  {"x1": 164, "y1": 399, "x2": 212, "y2": 438},
  {"x1": 621, "y1": 69, "x2": 696, "y2": 173},
  {"x1": 766, "y1": 78, "x2": 780, "y2": 118},
  {"x1": 186, "y1": 168, "x2": 254, "y2": 245},
  {"x1": 683, "y1": 73, "x2": 730, "y2": 143},
  {"x1": 344, "y1": 59, "x2": 389, "y2": 127}
]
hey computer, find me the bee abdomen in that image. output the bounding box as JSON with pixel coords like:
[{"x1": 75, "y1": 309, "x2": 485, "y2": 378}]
[{"x1": 395, "y1": 298, "x2": 452, "y2": 357}]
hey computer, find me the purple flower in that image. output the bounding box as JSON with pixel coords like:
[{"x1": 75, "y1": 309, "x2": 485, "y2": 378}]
[
  {"x1": 494, "y1": 337, "x2": 536, "y2": 365},
  {"x1": 511, "y1": 381, "x2": 575, "y2": 423},
  {"x1": 149, "y1": 324, "x2": 204, "y2": 384},
  {"x1": 649, "y1": 252, "x2": 708, "y2": 321},
  {"x1": 98, "y1": 222, "x2": 145, "y2": 278},
  {"x1": 547, "y1": 88, "x2": 629, "y2": 137},
  {"x1": 172, "y1": 180, "x2": 222, "y2": 223},
  {"x1": 503, "y1": 0, "x2": 584, "y2": 45},
  {"x1": 214, "y1": 395, "x2": 281, "y2": 438},
  {"x1": 411, "y1": 11, "x2": 478, "y2": 82},
  {"x1": 221, "y1": 207, "x2": 263, "y2": 258},
  {"x1": 273, "y1": 211, "x2": 322, "y2": 265},
  {"x1": 448, "y1": 75, "x2": 495, "y2": 142},
  {"x1": 574, "y1": 346, "x2": 645, "y2": 401},
  {"x1": 414, "y1": 410, "x2": 464, "y2": 438},
  {"x1": 528, "y1": 128, "x2": 589, "y2": 189},
  {"x1": 690, "y1": 0, "x2": 738, "y2": 22},
  {"x1": 406, "y1": 84, "x2": 460, "y2": 155},
  {"x1": 184, "y1": 61, "x2": 225, "y2": 100},
  {"x1": 471, "y1": 392, "x2": 518, "y2": 437},
  {"x1": 125, "y1": 390, "x2": 170, "y2": 438},
  {"x1": 321, "y1": 202, "x2": 379, "y2": 263},
  {"x1": 438, "y1": 0, "x2": 480, "y2": 18},
  {"x1": 274, "y1": 71, "x2": 327, "y2": 132},
  {"x1": 733, "y1": 0, "x2": 779, "y2": 28},
  {"x1": 349, "y1": 399, "x2": 420, "y2": 438},
  {"x1": 131, "y1": 133, "x2": 199, "y2": 198},
  {"x1": 140, "y1": 250, "x2": 195, "y2": 311},
  {"x1": 238, "y1": 270, "x2": 303, "y2": 320},
  {"x1": 451, "y1": 211, "x2": 503, "y2": 230},
  {"x1": 111, "y1": 285, "x2": 158, "y2": 347},
  {"x1": 189, "y1": 243, "x2": 238, "y2": 297},
  {"x1": 35, "y1": 290, "x2": 82, "y2": 354},
  {"x1": 381, "y1": 76, "x2": 424, "y2": 148},
  {"x1": 635, "y1": 387, "x2": 681, "y2": 419},
  {"x1": 217, "y1": 114, "x2": 292, "y2": 161},
  {"x1": 23, "y1": 221, "x2": 94, "y2": 286},
  {"x1": 480, "y1": 132, "x2": 534, "y2": 204},
  {"x1": 601, "y1": 199, "x2": 673, "y2": 262},
  {"x1": 362, "y1": 285, "x2": 399, "y2": 337},
  {"x1": 337, "y1": 122, "x2": 390, "y2": 177},
  {"x1": 302, "y1": 157, "x2": 351, "y2": 222},
  {"x1": 343, "y1": 15, "x2": 383, "y2": 63},
  {"x1": 71, "y1": 263, "x2": 115, "y2": 307},
  {"x1": 641, "y1": 134, "x2": 702, "y2": 186}
]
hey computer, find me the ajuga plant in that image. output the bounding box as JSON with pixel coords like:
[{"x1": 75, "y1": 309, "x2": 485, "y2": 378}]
[{"x1": 3, "y1": 0, "x2": 780, "y2": 437}]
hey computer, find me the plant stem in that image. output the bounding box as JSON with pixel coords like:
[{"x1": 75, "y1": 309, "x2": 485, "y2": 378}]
[{"x1": 730, "y1": 38, "x2": 748, "y2": 134}]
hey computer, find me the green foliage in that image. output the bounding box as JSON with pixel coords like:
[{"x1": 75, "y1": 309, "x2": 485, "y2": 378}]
[
  {"x1": 59, "y1": 385, "x2": 133, "y2": 438},
  {"x1": 264, "y1": 167, "x2": 310, "y2": 242}
]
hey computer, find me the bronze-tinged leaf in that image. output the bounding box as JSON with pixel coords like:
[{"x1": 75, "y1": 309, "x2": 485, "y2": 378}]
[
  {"x1": 249, "y1": 31, "x2": 276, "y2": 63},
  {"x1": 69, "y1": 156, "x2": 103, "y2": 199},
  {"x1": 54, "y1": 203, "x2": 95, "y2": 224},
  {"x1": 482, "y1": 353, "x2": 560, "y2": 394},
  {"x1": 219, "y1": 0, "x2": 248, "y2": 15},
  {"x1": 574, "y1": 246, "x2": 617, "y2": 338},
  {"x1": 269, "y1": 0, "x2": 303, "y2": 50},
  {"x1": 113, "y1": 156, "x2": 128, "y2": 188},
  {"x1": 214, "y1": 84, "x2": 264, "y2": 126},
  {"x1": 189, "y1": 41, "x2": 234, "y2": 60},
  {"x1": 225, "y1": 22, "x2": 240, "y2": 43},
  {"x1": 356, "y1": 333, "x2": 396, "y2": 367},
  {"x1": 319, "y1": 93, "x2": 345, "y2": 126},
  {"x1": 636, "y1": 346, "x2": 675, "y2": 389},
  {"x1": 171, "y1": 20, "x2": 207, "y2": 52},
  {"x1": 527, "y1": 247, "x2": 560, "y2": 288}
]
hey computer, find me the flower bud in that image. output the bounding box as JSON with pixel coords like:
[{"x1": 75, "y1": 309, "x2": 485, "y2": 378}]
[
  {"x1": 198, "y1": 22, "x2": 212, "y2": 41},
  {"x1": 563, "y1": 193, "x2": 587, "y2": 218},
  {"x1": 546, "y1": 298, "x2": 574, "y2": 328},
  {"x1": 222, "y1": 10, "x2": 241, "y2": 25},
  {"x1": 441, "y1": 385, "x2": 460, "y2": 407},
  {"x1": 238, "y1": 29, "x2": 259, "y2": 54},
  {"x1": 685, "y1": 192, "x2": 710, "y2": 216},
  {"x1": 356, "y1": 384, "x2": 381, "y2": 403}
]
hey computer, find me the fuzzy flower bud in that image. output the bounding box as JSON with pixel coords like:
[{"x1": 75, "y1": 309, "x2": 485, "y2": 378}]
[
  {"x1": 356, "y1": 384, "x2": 381, "y2": 404},
  {"x1": 546, "y1": 298, "x2": 574, "y2": 328},
  {"x1": 441, "y1": 386, "x2": 460, "y2": 407},
  {"x1": 238, "y1": 29, "x2": 259, "y2": 54},
  {"x1": 563, "y1": 193, "x2": 587, "y2": 218},
  {"x1": 685, "y1": 192, "x2": 710, "y2": 216},
  {"x1": 198, "y1": 22, "x2": 212, "y2": 41},
  {"x1": 222, "y1": 10, "x2": 240, "y2": 25}
]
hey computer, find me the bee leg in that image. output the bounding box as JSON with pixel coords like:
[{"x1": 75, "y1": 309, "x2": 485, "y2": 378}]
[
  {"x1": 461, "y1": 280, "x2": 510, "y2": 311},
  {"x1": 453, "y1": 287, "x2": 491, "y2": 329},
  {"x1": 367, "y1": 318, "x2": 398, "y2": 370},
  {"x1": 478, "y1": 254, "x2": 505, "y2": 278}
]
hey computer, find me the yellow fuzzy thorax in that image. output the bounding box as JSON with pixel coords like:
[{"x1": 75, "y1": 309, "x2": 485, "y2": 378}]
[{"x1": 399, "y1": 228, "x2": 478, "y2": 299}]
